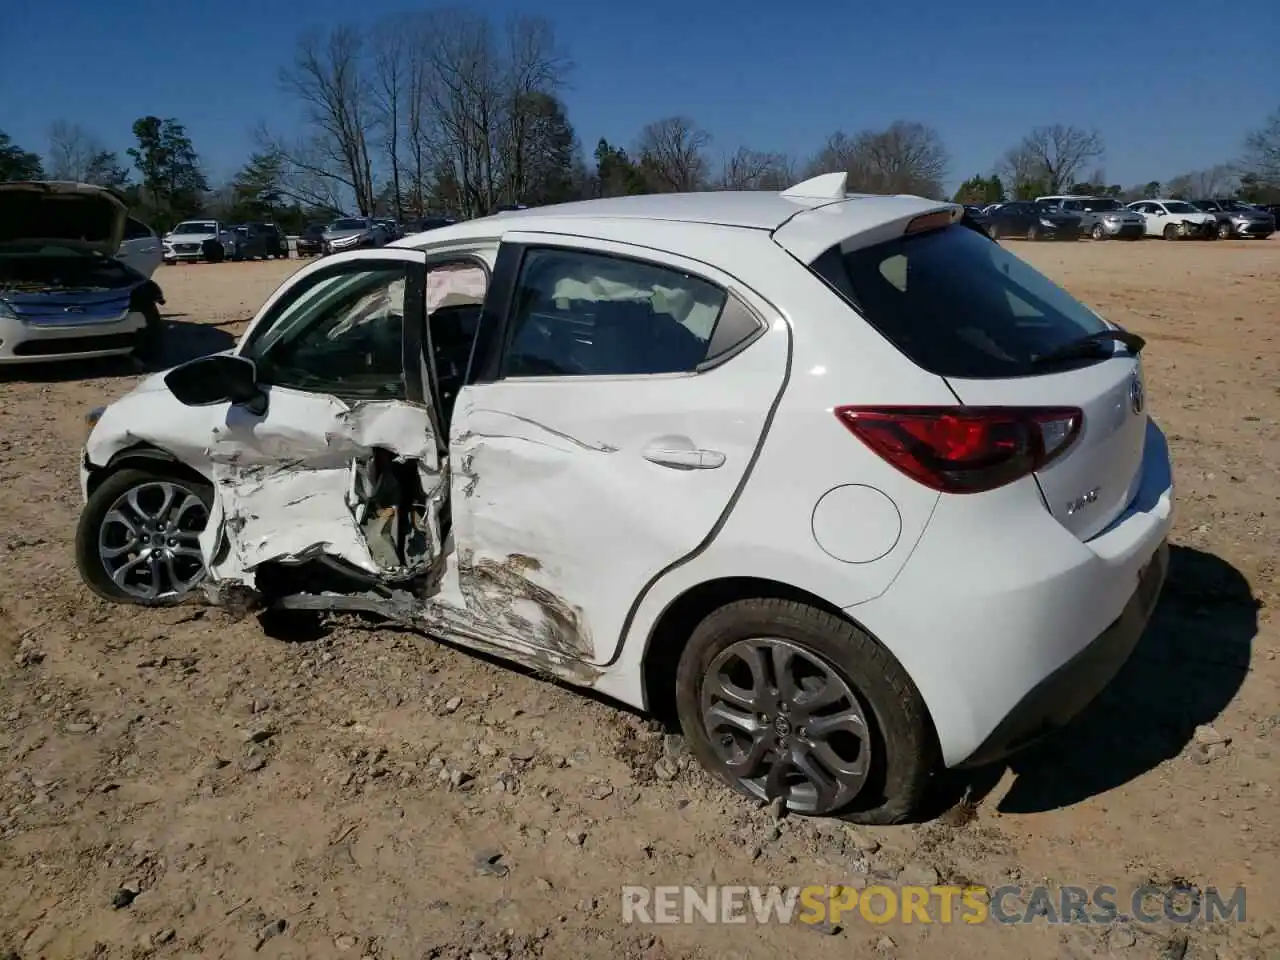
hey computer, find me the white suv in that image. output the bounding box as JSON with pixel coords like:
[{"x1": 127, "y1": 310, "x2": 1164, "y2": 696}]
[{"x1": 75, "y1": 174, "x2": 1173, "y2": 822}]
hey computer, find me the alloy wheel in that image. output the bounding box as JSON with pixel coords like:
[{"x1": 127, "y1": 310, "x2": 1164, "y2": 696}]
[
  {"x1": 699, "y1": 637, "x2": 872, "y2": 815},
  {"x1": 97, "y1": 480, "x2": 209, "y2": 601}
]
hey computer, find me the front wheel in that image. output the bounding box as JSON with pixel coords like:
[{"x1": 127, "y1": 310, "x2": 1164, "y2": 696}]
[
  {"x1": 675, "y1": 599, "x2": 938, "y2": 823},
  {"x1": 75, "y1": 468, "x2": 212, "y2": 606},
  {"x1": 1163, "y1": 224, "x2": 1179, "y2": 241},
  {"x1": 1091, "y1": 223, "x2": 1106, "y2": 241},
  {"x1": 1026, "y1": 224, "x2": 1041, "y2": 241},
  {"x1": 1216, "y1": 221, "x2": 1232, "y2": 239}
]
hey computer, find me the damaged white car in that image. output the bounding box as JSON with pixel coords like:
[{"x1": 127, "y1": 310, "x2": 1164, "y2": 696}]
[{"x1": 75, "y1": 175, "x2": 1173, "y2": 821}]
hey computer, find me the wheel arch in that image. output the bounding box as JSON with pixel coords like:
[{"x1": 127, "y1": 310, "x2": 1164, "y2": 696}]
[
  {"x1": 87, "y1": 444, "x2": 210, "y2": 498},
  {"x1": 640, "y1": 575, "x2": 874, "y2": 722}
]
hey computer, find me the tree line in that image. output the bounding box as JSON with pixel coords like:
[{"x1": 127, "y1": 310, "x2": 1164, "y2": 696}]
[{"x1": 1, "y1": 9, "x2": 1278, "y2": 231}]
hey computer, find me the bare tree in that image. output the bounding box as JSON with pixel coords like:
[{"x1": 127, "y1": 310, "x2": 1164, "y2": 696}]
[
  {"x1": 370, "y1": 19, "x2": 407, "y2": 218},
  {"x1": 804, "y1": 122, "x2": 948, "y2": 197},
  {"x1": 277, "y1": 25, "x2": 377, "y2": 214},
  {"x1": 1013, "y1": 124, "x2": 1104, "y2": 195},
  {"x1": 499, "y1": 15, "x2": 571, "y2": 204},
  {"x1": 636, "y1": 117, "x2": 711, "y2": 192},
  {"x1": 1240, "y1": 107, "x2": 1280, "y2": 188},
  {"x1": 719, "y1": 147, "x2": 793, "y2": 191},
  {"x1": 47, "y1": 121, "x2": 101, "y2": 181},
  {"x1": 996, "y1": 142, "x2": 1046, "y2": 198},
  {"x1": 1178, "y1": 165, "x2": 1237, "y2": 198}
]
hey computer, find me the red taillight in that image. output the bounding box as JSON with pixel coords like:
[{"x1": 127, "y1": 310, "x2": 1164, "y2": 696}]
[{"x1": 834, "y1": 406, "x2": 1083, "y2": 494}]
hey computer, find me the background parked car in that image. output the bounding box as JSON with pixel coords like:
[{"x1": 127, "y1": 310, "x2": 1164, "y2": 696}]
[
  {"x1": 1037, "y1": 195, "x2": 1145, "y2": 240},
  {"x1": 116, "y1": 216, "x2": 163, "y2": 277},
  {"x1": 253, "y1": 222, "x2": 290, "y2": 258},
  {"x1": 162, "y1": 220, "x2": 237, "y2": 263},
  {"x1": 0, "y1": 181, "x2": 164, "y2": 364},
  {"x1": 227, "y1": 223, "x2": 273, "y2": 261},
  {"x1": 321, "y1": 217, "x2": 381, "y2": 254},
  {"x1": 1189, "y1": 199, "x2": 1276, "y2": 239},
  {"x1": 401, "y1": 216, "x2": 458, "y2": 235},
  {"x1": 986, "y1": 201, "x2": 1081, "y2": 240},
  {"x1": 295, "y1": 222, "x2": 327, "y2": 257},
  {"x1": 962, "y1": 205, "x2": 994, "y2": 236},
  {"x1": 372, "y1": 219, "x2": 401, "y2": 243},
  {"x1": 1125, "y1": 200, "x2": 1218, "y2": 240}
]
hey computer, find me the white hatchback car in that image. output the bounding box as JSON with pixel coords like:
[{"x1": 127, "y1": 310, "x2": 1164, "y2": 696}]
[{"x1": 76, "y1": 174, "x2": 1173, "y2": 821}]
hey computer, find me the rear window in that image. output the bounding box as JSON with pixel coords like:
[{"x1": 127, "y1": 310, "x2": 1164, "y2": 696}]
[{"x1": 810, "y1": 224, "x2": 1109, "y2": 379}]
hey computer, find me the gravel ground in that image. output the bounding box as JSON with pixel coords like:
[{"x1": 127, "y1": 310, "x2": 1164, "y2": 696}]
[{"x1": 0, "y1": 240, "x2": 1277, "y2": 960}]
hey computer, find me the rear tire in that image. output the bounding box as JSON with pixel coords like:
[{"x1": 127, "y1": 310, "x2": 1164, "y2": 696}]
[{"x1": 675, "y1": 598, "x2": 938, "y2": 823}]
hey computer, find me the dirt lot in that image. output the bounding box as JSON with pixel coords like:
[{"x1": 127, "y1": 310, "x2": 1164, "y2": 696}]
[{"x1": 1, "y1": 239, "x2": 1277, "y2": 960}]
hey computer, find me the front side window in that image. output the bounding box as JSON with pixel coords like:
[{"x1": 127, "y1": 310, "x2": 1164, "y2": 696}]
[
  {"x1": 242, "y1": 265, "x2": 409, "y2": 399},
  {"x1": 810, "y1": 224, "x2": 1110, "y2": 379},
  {"x1": 502, "y1": 248, "x2": 728, "y2": 377}
]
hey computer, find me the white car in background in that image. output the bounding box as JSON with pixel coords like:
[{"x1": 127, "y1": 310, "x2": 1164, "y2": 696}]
[
  {"x1": 76, "y1": 175, "x2": 1173, "y2": 821},
  {"x1": 162, "y1": 220, "x2": 237, "y2": 263},
  {"x1": 1125, "y1": 199, "x2": 1218, "y2": 240},
  {"x1": 116, "y1": 216, "x2": 163, "y2": 277}
]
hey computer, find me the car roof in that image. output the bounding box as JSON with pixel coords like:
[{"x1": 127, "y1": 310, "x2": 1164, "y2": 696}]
[{"x1": 393, "y1": 177, "x2": 955, "y2": 259}]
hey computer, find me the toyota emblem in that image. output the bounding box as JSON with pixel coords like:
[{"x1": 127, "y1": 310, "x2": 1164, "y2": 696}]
[{"x1": 1129, "y1": 374, "x2": 1144, "y2": 414}]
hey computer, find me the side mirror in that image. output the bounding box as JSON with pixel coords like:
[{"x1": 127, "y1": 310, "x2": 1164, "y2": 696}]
[{"x1": 164, "y1": 354, "x2": 267, "y2": 415}]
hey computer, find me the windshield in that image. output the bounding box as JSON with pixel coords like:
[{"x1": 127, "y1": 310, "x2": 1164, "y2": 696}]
[
  {"x1": 810, "y1": 224, "x2": 1109, "y2": 379},
  {"x1": 1162, "y1": 201, "x2": 1198, "y2": 214},
  {"x1": 303, "y1": 223, "x2": 326, "y2": 237},
  {"x1": 1083, "y1": 198, "x2": 1121, "y2": 211},
  {"x1": 1222, "y1": 200, "x2": 1256, "y2": 212},
  {"x1": 172, "y1": 222, "x2": 217, "y2": 234},
  {"x1": 330, "y1": 219, "x2": 367, "y2": 231}
]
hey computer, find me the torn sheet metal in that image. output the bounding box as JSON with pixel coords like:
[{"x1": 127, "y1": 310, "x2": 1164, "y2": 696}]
[{"x1": 198, "y1": 392, "x2": 441, "y2": 587}]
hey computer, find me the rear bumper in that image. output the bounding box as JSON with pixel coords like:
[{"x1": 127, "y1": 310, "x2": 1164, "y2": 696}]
[
  {"x1": 0, "y1": 311, "x2": 147, "y2": 363},
  {"x1": 848, "y1": 418, "x2": 1175, "y2": 768},
  {"x1": 958, "y1": 538, "x2": 1168, "y2": 767}
]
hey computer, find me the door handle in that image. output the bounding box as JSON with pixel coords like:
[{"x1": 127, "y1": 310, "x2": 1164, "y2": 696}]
[{"x1": 643, "y1": 446, "x2": 726, "y2": 470}]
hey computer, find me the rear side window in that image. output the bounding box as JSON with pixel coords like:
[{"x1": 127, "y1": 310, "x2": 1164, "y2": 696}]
[
  {"x1": 810, "y1": 224, "x2": 1109, "y2": 379},
  {"x1": 502, "y1": 248, "x2": 731, "y2": 378}
]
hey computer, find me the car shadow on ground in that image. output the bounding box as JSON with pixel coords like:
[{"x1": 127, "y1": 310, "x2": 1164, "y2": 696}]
[
  {"x1": 939, "y1": 544, "x2": 1258, "y2": 815},
  {"x1": 0, "y1": 317, "x2": 237, "y2": 384}
]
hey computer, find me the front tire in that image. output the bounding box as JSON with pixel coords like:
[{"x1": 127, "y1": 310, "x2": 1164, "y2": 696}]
[
  {"x1": 76, "y1": 468, "x2": 213, "y2": 606},
  {"x1": 1163, "y1": 224, "x2": 1179, "y2": 241},
  {"x1": 1026, "y1": 223, "x2": 1041, "y2": 241},
  {"x1": 675, "y1": 599, "x2": 938, "y2": 823},
  {"x1": 1216, "y1": 221, "x2": 1232, "y2": 240},
  {"x1": 1091, "y1": 223, "x2": 1106, "y2": 241}
]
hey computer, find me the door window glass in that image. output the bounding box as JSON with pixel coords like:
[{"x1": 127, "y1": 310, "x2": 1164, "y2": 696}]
[
  {"x1": 503, "y1": 248, "x2": 727, "y2": 377},
  {"x1": 243, "y1": 265, "x2": 408, "y2": 399}
]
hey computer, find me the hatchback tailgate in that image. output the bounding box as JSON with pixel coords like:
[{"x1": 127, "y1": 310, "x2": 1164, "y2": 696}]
[{"x1": 946, "y1": 356, "x2": 1148, "y2": 541}]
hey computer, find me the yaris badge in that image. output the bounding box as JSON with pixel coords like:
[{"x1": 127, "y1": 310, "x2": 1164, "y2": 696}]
[{"x1": 1129, "y1": 374, "x2": 1144, "y2": 414}]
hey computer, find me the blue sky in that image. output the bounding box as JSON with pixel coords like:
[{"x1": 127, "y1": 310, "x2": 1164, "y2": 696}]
[{"x1": 4, "y1": 0, "x2": 1277, "y2": 192}]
